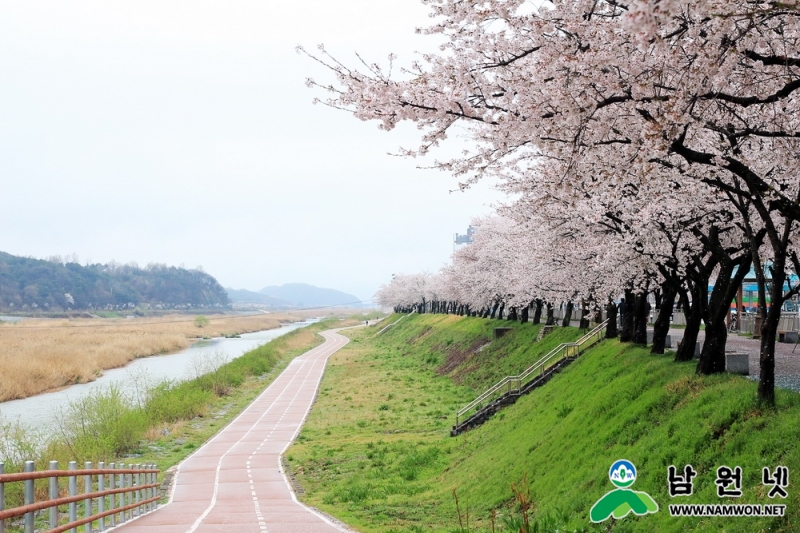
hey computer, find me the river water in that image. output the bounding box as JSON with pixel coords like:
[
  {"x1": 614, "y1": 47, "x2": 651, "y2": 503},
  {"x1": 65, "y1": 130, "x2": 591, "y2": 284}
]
[{"x1": 0, "y1": 319, "x2": 316, "y2": 434}]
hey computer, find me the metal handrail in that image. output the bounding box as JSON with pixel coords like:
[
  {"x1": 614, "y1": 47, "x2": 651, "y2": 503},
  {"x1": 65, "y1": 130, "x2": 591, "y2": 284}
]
[
  {"x1": 375, "y1": 312, "x2": 411, "y2": 336},
  {"x1": 455, "y1": 320, "x2": 608, "y2": 426},
  {"x1": 0, "y1": 460, "x2": 160, "y2": 533},
  {"x1": 457, "y1": 344, "x2": 564, "y2": 417}
]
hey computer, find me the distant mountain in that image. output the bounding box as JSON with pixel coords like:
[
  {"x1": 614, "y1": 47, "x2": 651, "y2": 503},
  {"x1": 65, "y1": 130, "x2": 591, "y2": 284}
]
[
  {"x1": 225, "y1": 288, "x2": 293, "y2": 307},
  {"x1": 258, "y1": 283, "x2": 360, "y2": 308},
  {"x1": 0, "y1": 251, "x2": 229, "y2": 312}
]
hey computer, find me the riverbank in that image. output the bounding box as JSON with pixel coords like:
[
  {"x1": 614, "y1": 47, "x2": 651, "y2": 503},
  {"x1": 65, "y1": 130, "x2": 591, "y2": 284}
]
[
  {"x1": 286, "y1": 313, "x2": 800, "y2": 532},
  {"x1": 0, "y1": 316, "x2": 374, "y2": 513},
  {"x1": 0, "y1": 312, "x2": 317, "y2": 402}
]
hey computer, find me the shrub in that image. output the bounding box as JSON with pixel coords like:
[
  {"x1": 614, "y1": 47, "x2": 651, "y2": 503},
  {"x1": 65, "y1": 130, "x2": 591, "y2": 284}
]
[
  {"x1": 190, "y1": 351, "x2": 237, "y2": 396},
  {"x1": 55, "y1": 385, "x2": 148, "y2": 461},
  {"x1": 145, "y1": 380, "x2": 212, "y2": 423}
]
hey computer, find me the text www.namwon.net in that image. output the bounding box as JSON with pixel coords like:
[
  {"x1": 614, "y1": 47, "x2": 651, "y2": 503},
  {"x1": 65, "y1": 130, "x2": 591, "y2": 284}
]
[{"x1": 669, "y1": 504, "x2": 786, "y2": 517}]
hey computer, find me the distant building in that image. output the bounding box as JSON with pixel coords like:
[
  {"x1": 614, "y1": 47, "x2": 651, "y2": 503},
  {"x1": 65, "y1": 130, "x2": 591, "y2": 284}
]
[{"x1": 454, "y1": 225, "x2": 475, "y2": 246}]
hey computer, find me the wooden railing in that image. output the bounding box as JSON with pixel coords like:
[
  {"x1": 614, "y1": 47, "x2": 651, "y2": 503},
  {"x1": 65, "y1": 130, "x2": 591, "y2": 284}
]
[{"x1": 0, "y1": 461, "x2": 160, "y2": 533}]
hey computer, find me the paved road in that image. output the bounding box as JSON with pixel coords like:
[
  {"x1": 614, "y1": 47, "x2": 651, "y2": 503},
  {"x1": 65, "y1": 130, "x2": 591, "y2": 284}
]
[
  {"x1": 112, "y1": 329, "x2": 353, "y2": 533},
  {"x1": 669, "y1": 328, "x2": 800, "y2": 391},
  {"x1": 571, "y1": 321, "x2": 800, "y2": 391}
]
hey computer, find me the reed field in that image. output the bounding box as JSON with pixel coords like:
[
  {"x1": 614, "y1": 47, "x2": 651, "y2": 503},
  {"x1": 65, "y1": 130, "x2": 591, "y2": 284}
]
[{"x1": 0, "y1": 311, "x2": 324, "y2": 402}]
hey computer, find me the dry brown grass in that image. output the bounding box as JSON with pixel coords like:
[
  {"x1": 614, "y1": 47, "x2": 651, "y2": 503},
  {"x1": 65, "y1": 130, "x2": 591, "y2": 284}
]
[{"x1": 0, "y1": 312, "x2": 325, "y2": 402}]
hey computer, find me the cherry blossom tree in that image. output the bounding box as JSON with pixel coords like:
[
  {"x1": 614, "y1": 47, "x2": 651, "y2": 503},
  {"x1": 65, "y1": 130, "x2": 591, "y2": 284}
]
[
  {"x1": 308, "y1": 0, "x2": 800, "y2": 404},
  {"x1": 375, "y1": 272, "x2": 433, "y2": 313}
]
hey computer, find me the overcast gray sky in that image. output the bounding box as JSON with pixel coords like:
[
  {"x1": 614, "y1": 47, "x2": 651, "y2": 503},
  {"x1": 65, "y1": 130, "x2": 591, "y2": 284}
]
[{"x1": 0, "y1": 1, "x2": 501, "y2": 302}]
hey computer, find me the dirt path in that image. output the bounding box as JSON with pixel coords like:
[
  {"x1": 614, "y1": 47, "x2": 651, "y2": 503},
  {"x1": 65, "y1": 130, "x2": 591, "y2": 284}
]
[{"x1": 111, "y1": 329, "x2": 355, "y2": 533}]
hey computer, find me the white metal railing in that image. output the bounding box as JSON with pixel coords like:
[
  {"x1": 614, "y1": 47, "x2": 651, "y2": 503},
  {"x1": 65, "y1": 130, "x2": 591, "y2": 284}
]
[
  {"x1": 455, "y1": 320, "x2": 609, "y2": 427},
  {"x1": 375, "y1": 313, "x2": 411, "y2": 336},
  {"x1": 738, "y1": 313, "x2": 799, "y2": 335},
  {"x1": 0, "y1": 460, "x2": 159, "y2": 533}
]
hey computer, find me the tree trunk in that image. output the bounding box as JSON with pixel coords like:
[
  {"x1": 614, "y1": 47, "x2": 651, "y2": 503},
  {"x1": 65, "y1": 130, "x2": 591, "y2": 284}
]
[
  {"x1": 678, "y1": 290, "x2": 690, "y2": 316},
  {"x1": 579, "y1": 299, "x2": 590, "y2": 329},
  {"x1": 507, "y1": 306, "x2": 517, "y2": 321},
  {"x1": 561, "y1": 301, "x2": 574, "y2": 327},
  {"x1": 532, "y1": 299, "x2": 543, "y2": 325},
  {"x1": 675, "y1": 282, "x2": 705, "y2": 362},
  {"x1": 758, "y1": 256, "x2": 787, "y2": 406},
  {"x1": 545, "y1": 303, "x2": 555, "y2": 325},
  {"x1": 633, "y1": 292, "x2": 648, "y2": 345},
  {"x1": 619, "y1": 290, "x2": 634, "y2": 342},
  {"x1": 497, "y1": 303, "x2": 505, "y2": 320},
  {"x1": 651, "y1": 286, "x2": 677, "y2": 354},
  {"x1": 759, "y1": 295, "x2": 781, "y2": 406},
  {"x1": 697, "y1": 256, "x2": 751, "y2": 374},
  {"x1": 520, "y1": 305, "x2": 529, "y2": 323},
  {"x1": 697, "y1": 319, "x2": 727, "y2": 374},
  {"x1": 605, "y1": 299, "x2": 618, "y2": 339}
]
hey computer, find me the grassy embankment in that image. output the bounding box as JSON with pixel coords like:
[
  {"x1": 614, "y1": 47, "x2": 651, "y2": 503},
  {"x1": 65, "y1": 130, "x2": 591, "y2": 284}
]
[
  {"x1": 286, "y1": 313, "x2": 800, "y2": 532},
  {"x1": 0, "y1": 312, "x2": 318, "y2": 401},
  {"x1": 0, "y1": 315, "x2": 376, "y2": 531}
]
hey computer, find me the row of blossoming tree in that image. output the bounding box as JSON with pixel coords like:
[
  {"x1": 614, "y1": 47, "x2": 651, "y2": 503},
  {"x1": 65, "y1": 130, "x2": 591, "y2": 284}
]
[{"x1": 303, "y1": 0, "x2": 800, "y2": 405}]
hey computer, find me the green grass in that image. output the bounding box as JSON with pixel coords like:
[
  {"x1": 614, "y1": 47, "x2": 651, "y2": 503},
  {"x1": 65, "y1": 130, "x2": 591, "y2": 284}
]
[{"x1": 286, "y1": 313, "x2": 800, "y2": 532}]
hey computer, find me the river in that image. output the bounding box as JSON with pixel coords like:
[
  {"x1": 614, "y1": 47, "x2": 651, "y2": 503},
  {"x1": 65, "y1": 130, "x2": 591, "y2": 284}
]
[{"x1": 0, "y1": 319, "x2": 317, "y2": 434}]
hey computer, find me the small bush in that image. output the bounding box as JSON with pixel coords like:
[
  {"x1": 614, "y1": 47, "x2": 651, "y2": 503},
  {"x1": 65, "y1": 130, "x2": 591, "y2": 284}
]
[
  {"x1": 146, "y1": 380, "x2": 212, "y2": 423},
  {"x1": 0, "y1": 415, "x2": 46, "y2": 467},
  {"x1": 55, "y1": 385, "x2": 148, "y2": 461},
  {"x1": 190, "y1": 352, "x2": 239, "y2": 396}
]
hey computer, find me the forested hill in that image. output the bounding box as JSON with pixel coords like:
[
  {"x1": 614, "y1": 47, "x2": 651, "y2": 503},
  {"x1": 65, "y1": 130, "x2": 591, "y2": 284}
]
[
  {"x1": 258, "y1": 283, "x2": 360, "y2": 308},
  {"x1": 226, "y1": 283, "x2": 361, "y2": 309},
  {"x1": 0, "y1": 252, "x2": 229, "y2": 312}
]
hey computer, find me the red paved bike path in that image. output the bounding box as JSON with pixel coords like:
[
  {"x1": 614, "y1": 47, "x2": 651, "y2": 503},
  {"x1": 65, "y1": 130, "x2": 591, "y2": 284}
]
[{"x1": 111, "y1": 329, "x2": 353, "y2": 533}]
